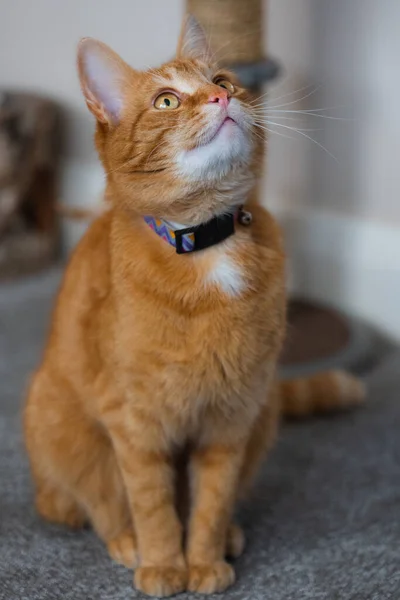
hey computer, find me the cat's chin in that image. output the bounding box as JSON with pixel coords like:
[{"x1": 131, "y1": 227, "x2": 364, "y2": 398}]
[{"x1": 174, "y1": 121, "x2": 252, "y2": 182}]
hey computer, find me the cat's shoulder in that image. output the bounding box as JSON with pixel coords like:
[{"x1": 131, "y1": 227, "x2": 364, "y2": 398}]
[{"x1": 246, "y1": 204, "x2": 284, "y2": 254}]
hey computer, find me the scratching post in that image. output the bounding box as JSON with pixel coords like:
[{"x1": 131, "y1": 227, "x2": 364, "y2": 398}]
[
  {"x1": 187, "y1": 0, "x2": 263, "y2": 64},
  {"x1": 187, "y1": 0, "x2": 278, "y2": 94}
]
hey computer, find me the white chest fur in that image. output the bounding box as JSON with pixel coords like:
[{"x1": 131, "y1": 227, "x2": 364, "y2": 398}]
[{"x1": 205, "y1": 249, "x2": 245, "y2": 297}]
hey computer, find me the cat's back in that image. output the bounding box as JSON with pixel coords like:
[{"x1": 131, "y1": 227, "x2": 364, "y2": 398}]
[
  {"x1": 42, "y1": 209, "x2": 114, "y2": 369},
  {"x1": 60, "y1": 208, "x2": 112, "y2": 298}
]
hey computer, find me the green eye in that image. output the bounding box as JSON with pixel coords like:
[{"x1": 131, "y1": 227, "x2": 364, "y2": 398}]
[{"x1": 154, "y1": 92, "x2": 180, "y2": 110}]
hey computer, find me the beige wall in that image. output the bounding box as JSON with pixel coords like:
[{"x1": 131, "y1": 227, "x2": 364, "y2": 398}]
[
  {"x1": 0, "y1": 0, "x2": 181, "y2": 160},
  {"x1": 267, "y1": 0, "x2": 400, "y2": 227},
  {"x1": 310, "y1": 0, "x2": 400, "y2": 225},
  {"x1": 265, "y1": 0, "x2": 316, "y2": 214}
]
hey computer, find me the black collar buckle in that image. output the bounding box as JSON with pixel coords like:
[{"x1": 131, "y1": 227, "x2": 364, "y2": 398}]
[{"x1": 175, "y1": 213, "x2": 235, "y2": 254}]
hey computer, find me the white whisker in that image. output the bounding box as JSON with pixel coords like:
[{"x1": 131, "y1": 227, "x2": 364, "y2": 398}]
[
  {"x1": 254, "y1": 120, "x2": 338, "y2": 162},
  {"x1": 250, "y1": 81, "x2": 319, "y2": 107},
  {"x1": 250, "y1": 107, "x2": 349, "y2": 121},
  {"x1": 255, "y1": 124, "x2": 298, "y2": 142},
  {"x1": 266, "y1": 84, "x2": 322, "y2": 110},
  {"x1": 254, "y1": 119, "x2": 321, "y2": 133}
]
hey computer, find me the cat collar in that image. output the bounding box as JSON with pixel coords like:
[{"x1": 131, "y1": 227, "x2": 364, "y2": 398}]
[{"x1": 144, "y1": 207, "x2": 252, "y2": 255}]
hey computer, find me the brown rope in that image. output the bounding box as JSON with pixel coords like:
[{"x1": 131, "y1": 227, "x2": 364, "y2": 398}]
[{"x1": 187, "y1": 0, "x2": 264, "y2": 64}]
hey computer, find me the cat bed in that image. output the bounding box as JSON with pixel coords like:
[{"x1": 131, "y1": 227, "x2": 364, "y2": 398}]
[
  {"x1": 0, "y1": 91, "x2": 61, "y2": 280},
  {"x1": 278, "y1": 299, "x2": 393, "y2": 380}
]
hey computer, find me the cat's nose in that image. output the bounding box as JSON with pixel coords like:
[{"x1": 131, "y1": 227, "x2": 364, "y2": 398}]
[{"x1": 208, "y1": 91, "x2": 229, "y2": 109}]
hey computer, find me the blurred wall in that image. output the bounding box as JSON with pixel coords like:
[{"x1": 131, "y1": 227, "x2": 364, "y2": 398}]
[
  {"x1": 312, "y1": 0, "x2": 400, "y2": 225},
  {"x1": 275, "y1": 0, "x2": 400, "y2": 339},
  {"x1": 266, "y1": 0, "x2": 400, "y2": 227},
  {"x1": 265, "y1": 0, "x2": 317, "y2": 213}
]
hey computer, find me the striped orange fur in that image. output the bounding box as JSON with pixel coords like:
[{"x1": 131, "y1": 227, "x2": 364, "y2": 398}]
[
  {"x1": 279, "y1": 370, "x2": 365, "y2": 418},
  {"x1": 23, "y1": 16, "x2": 365, "y2": 597}
]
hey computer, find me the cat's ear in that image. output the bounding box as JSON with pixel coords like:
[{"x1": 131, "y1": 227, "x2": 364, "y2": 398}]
[
  {"x1": 176, "y1": 15, "x2": 211, "y2": 61},
  {"x1": 77, "y1": 38, "x2": 134, "y2": 125}
]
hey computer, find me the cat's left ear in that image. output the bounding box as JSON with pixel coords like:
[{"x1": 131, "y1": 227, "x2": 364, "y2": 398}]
[{"x1": 176, "y1": 15, "x2": 211, "y2": 61}]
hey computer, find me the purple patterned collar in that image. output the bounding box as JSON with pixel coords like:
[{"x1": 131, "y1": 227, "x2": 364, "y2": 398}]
[
  {"x1": 144, "y1": 209, "x2": 248, "y2": 254},
  {"x1": 144, "y1": 216, "x2": 196, "y2": 253}
]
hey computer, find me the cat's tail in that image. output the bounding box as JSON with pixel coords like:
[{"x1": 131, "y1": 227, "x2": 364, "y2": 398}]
[
  {"x1": 278, "y1": 370, "x2": 366, "y2": 418},
  {"x1": 56, "y1": 201, "x2": 108, "y2": 221}
]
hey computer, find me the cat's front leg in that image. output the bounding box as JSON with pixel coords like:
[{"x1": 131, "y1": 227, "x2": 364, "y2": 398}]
[
  {"x1": 186, "y1": 433, "x2": 246, "y2": 595},
  {"x1": 104, "y1": 405, "x2": 187, "y2": 598}
]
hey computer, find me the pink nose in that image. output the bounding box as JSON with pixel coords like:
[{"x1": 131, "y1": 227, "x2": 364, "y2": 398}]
[{"x1": 208, "y1": 91, "x2": 229, "y2": 109}]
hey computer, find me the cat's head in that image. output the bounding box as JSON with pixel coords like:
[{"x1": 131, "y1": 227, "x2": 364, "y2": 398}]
[{"x1": 77, "y1": 16, "x2": 261, "y2": 225}]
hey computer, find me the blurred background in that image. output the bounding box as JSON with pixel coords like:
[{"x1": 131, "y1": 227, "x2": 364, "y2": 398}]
[{"x1": 0, "y1": 0, "x2": 399, "y2": 372}]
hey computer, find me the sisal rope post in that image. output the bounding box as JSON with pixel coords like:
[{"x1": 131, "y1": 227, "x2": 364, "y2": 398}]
[
  {"x1": 187, "y1": 0, "x2": 264, "y2": 66},
  {"x1": 186, "y1": 0, "x2": 277, "y2": 94}
]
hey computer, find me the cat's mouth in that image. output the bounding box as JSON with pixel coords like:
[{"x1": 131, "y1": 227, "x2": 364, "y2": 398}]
[
  {"x1": 175, "y1": 105, "x2": 252, "y2": 179},
  {"x1": 197, "y1": 116, "x2": 238, "y2": 148}
]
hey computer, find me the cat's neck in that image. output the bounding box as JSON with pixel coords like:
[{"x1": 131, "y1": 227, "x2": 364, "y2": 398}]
[
  {"x1": 111, "y1": 205, "x2": 252, "y2": 311},
  {"x1": 107, "y1": 165, "x2": 255, "y2": 229}
]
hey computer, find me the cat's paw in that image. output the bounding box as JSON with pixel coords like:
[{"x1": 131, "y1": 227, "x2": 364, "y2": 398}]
[
  {"x1": 107, "y1": 530, "x2": 138, "y2": 569},
  {"x1": 226, "y1": 523, "x2": 246, "y2": 559},
  {"x1": 188, "y1": 561, "x2": 235, "y2": 594},
  {"x1": 134, "y1": 566, "x2": 187, "y2": 597}
]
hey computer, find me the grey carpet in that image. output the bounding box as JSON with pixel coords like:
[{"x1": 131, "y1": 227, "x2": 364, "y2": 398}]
[{"x1": 1, "y1": 269, "x2": 399, "y2": 600}]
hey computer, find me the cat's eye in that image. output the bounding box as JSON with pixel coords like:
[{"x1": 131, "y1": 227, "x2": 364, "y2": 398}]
[
  {"x1": 154, "y1": 92, "x2": 180, "y2": 110},
  {"x1": 214, "y1": 78, "x2": 235, "y2": 94}
]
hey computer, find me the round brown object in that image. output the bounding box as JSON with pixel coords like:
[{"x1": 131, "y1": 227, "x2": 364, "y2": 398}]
[
  {"x1": 187, "y1": 0, "x2": 264, "y2": 64},
  {"x1": 280, "y1": 299, "x2": 351, "y2": 367}
]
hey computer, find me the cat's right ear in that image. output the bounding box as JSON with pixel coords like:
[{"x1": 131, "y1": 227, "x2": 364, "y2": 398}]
[
  {"x1": 77, "y1": 38, "x2": 134, "y2": 125},
  {"x1": 176, "y1": 15, "x2": 211, "y2": 61}
]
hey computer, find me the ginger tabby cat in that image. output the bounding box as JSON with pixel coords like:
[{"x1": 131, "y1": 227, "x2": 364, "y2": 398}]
[{"x1": 24, "y1": 16, "x2": 365, "y2": 597}]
